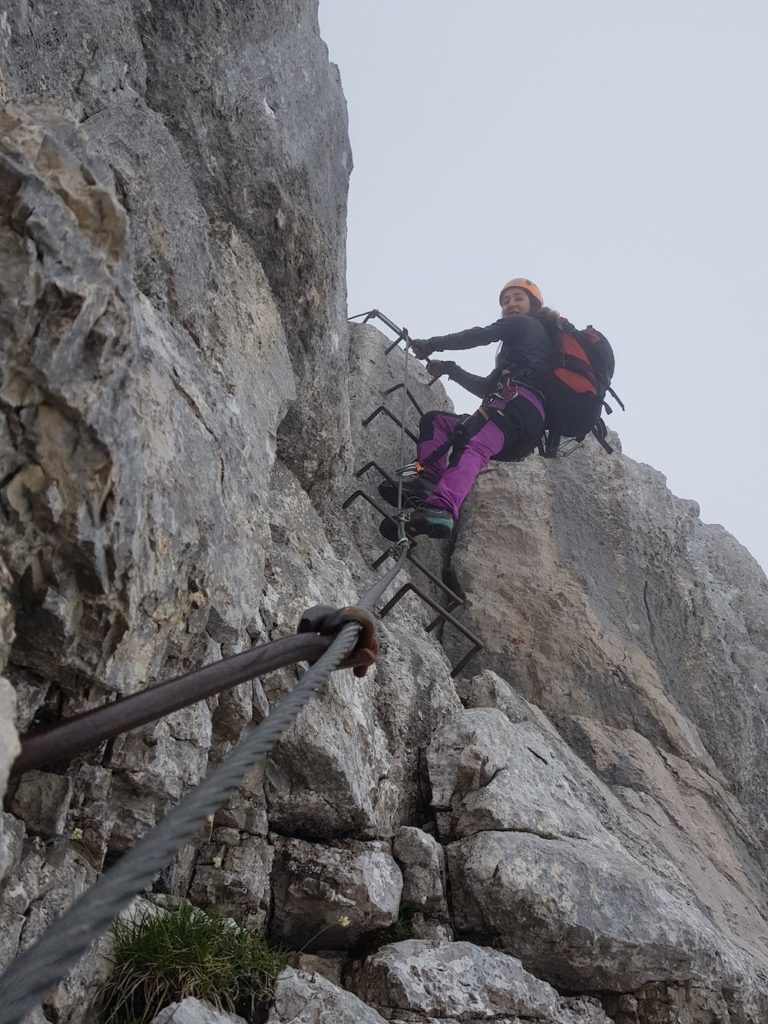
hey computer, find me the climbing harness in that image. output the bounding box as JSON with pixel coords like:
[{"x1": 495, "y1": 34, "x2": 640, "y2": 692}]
[{"x1": 394, "y1": 369, "x2": 542, "y2": 485}]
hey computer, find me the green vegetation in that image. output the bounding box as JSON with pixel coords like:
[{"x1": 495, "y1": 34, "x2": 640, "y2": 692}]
[{"x1": 98, "y1": 902, "x2": 288, "y2": 1024}]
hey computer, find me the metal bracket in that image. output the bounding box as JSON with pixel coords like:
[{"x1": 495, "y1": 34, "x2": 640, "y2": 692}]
[
  {"x1": 342, "y1": 488, "x2": 397, "y2": 522},
  {"x1": 343, "y1": 307, "x2": 484, "y2": 675},
  {"x1": 355, "y1": 460, "x2": 395, "y2": 484},
  {"x1": 378, "y1": 580, "x2": 483, "y2": 678},
  {"x1": 361, "y1": 405, "x2": 418, "y2": 444},
  {"x1": 341, "y1": 491, "x2": 481, "y2": 675},
  {"x1": 381, "y1": 382, "x2": 425, "y2": 418}
]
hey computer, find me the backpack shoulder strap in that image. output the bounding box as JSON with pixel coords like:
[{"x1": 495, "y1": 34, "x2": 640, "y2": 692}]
[
  {"x1": 539, "y1": 429, "x2": 561, "y2": 458},
  {"x1": 607, "y1": 385, "x2": 625, "y2": 411},
  {"x1": 591, "y1": 419, "x2": 614, "y2": 454}
]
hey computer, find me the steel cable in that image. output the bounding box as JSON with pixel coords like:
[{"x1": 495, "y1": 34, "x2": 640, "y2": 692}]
[{"x1": 0, "y1": 545, "x2": 409, "y2": 1024}]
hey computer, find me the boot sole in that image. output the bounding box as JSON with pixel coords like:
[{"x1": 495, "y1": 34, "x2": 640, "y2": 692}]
[
  {"x1": 378, "y1": 480, "x2": 431, "y2": 509},
  {"x1": 379, "y1": 515, "x2": 452, "y2": 541}
]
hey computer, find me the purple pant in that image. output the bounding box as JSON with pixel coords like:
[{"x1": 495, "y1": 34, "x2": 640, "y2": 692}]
[
  {"x1": 417, "y1": 412, "x2": 504, "y2": 519},
  {"x1": 418, "y1": 387, "x2": 543, "y2": 518}
]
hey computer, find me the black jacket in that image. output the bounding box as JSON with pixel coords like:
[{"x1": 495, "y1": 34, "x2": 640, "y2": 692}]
[{"x1": 423, "y1": 314, "x2": 553, "y2": 395}]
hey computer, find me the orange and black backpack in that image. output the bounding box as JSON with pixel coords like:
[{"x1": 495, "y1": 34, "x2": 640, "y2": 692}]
[{"x1": 539, "y1": 317, "x2": 623, "y2": 456}]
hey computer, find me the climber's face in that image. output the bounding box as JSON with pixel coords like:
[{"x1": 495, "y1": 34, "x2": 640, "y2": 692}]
[{"x1": 500, "y1": 287, "x2": 532, "y2": 317}]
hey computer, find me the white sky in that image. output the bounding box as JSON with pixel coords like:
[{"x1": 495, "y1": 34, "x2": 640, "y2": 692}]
[{"x1": 319, "y1": 0, "x2": 768, "y2": 573}]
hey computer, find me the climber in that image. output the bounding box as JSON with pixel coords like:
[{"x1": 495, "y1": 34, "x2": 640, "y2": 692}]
[{"x1": 379, "y1": 278, "x2": 552, "y2": 540}]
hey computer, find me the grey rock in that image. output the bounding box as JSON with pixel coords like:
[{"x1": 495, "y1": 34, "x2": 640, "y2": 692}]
[
  {"x1": 106, "y1": 703, "x2": 212, "y2": 849},
  {"x1": 2, "y1": 2, "x2": 768, "y2": 1023},
  {"x1": 556, "y1": 997, "x2": 614, "y2": 1024},
  {"x1": 456, "y1": 668, "x2": 533, "y2": 723},
  {"x1": 151, "y1": 997, "x2": 248, "y2": 1024},
  {"x1": 0, "y1": 676, "x2": 19, "y2": 813},
  {"x1": 392, "y1": 826, "x2": 448, "y2": 918},
  {"x1": 267, "y1": 969, "x2": 387, "y2": 1024},
  {"x1": 189, "y1": 835, "x2": 273, "y2": 930},
  {"x1": 602, "y1": 980, "x2": 768, "y2": 1024},
  {"x1": 428, "y1": 707, "x2": 610, "y2": 844},
  {"x1": 31, "y1": 918, "x2": 117, "y2": 1024},
  {"x1": 451, "y1": 450, "x2": 768, "y2": 854},
  {"x1": 448, "y1": 830, "x2": 718, "y2": 991},
  {"x1": 355, "y1": 939, "x2": 560, "y2": 1020},
  {"x1": 213, "y1": 779, "x2": 269, "y2": 839},
  {"x1": 270, "y1": 836, "x2": 402, "y2": 949},
  {"x1": 261, "y1": 461, "x2": 400, "y2": 839},
  {"x1": 452, "y1": 673, "x2": 768, "y2": 1003},
  {"x1": 366, "y1": 620, "x2": 462, "y2": 831},
  {"x1": 294, "y1": 953, "x2": 346, "y2": 987},
  {"x1": 448, "y1": 455, "x2": 768, "y2": 1013},
  {"x1": 409, "y1": 914, "x2": 453, "y2": 941},
  {"x1": 0, "y1": 563, "x2": 19, "y2": 792},
  {"x1": 10, "y1": 770, "x2": 73, "y2": 839},
  {"x1": 66, "y1": 763, "x2": 115, "y2": 868},
  {"x1": 0, "y1": 811, "x2": 25, "y2": 889},
  {"x1": 0, "y1": 838, "x2": 96, "y2": 969}
]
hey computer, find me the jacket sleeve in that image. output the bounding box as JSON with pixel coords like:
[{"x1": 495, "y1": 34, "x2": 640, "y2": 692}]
[
  {"x1": 424, "y1": 320, "x2": 503, "y2": 353},
  {"x1": 449, "y1": 365, "x2": 497, "y2": 399}
]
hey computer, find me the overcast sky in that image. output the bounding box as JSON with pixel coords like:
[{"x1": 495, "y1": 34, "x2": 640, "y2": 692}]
[{"x1": 319, "y1": 0, "x2": 768, "y2": 574}]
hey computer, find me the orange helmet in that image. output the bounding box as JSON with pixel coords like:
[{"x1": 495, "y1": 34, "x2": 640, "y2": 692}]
[{"x1": 499, "y1": 278, "x2": 543, "y2": 308}]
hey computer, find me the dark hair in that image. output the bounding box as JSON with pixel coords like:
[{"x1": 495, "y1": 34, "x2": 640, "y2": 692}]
[
  {"x1": 534, "y1": 304, "x2": 562, "y2": 323},
  {"x1": 533, "y1": 305, "x2": 568, "y2": 353}
]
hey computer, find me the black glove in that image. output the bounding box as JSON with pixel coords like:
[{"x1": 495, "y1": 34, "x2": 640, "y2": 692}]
[
  {"x1": 426, "y1": 359, "x2": 458, "y2": 379},
  {"x1": 410, "y1": 339, "x2": 436, "y2": 359}
]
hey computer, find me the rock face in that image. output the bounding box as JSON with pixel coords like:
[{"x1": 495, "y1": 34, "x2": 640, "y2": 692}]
[
  {"x1": 270, "y1": 836, "x2": 402, "y2": 949},
  {"x1": 150, "y1": 998, "x2": 248, "y2": 1024},
  {"x1": 268, "y1": 969, "x2": 387, "y2": 1024},
  {"x1": 354, "y1": 940, "x2": 612, "y2": 1023},
  {"x1": 2, "y1": 4, "x2": 768, "y2": 1024}
]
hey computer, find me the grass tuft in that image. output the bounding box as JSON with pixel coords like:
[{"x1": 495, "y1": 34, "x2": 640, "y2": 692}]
[{"x1": 97, "y1": 902, "x2": 287, "y2": 1024}]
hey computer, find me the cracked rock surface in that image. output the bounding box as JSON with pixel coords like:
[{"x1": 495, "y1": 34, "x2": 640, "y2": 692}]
[{"x1": 2, "y1": 3, "x2": 768, "y2": 1024}]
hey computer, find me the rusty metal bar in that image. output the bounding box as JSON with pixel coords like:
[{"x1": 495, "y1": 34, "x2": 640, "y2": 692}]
[
  {"x1": 375, "y1": 312, "x2": 405, "y2": 335},
  {"x1": 348, "y1": 308, "x2": 399, "y2": 333},
  {"x1": 407, "y1": 551, "x2": 465, "y2": 608},
  {"x1": 361, "y1": 406, "x2": 418, "y2": 444},
  {"x1": 12, "y1": 633, "x2": 335, "y2": 776},
  {"x1": 372, "y1": 548, "x2": 393, "y2": 570},
  {"x1": 342, "y1": 489, "x2": 397, "y2": 522},
  {"x1": 350, "y1": 311, "x2": 431, "y2": 368},
  {"x1": 385, "y1": 334, "x2": 407, "y2": 355},
  {"x1": 355, "y1": 460, "x2": 395, "y2": 484},
  {"x1": 382, "y1": 383, "x2": 424, "y2": 418},
  {"x1": 450, "y1": 642, "x2": 485, "y2": 678},
  {"x1": 378, "y1": 581, "x2": 482, "y2": 677},
  {"x1": 342, "y1": 494, "x2": 463, "y2": 610},
  {"x1": 426, "y1": 600, "x2": 462, "y2": 633}
]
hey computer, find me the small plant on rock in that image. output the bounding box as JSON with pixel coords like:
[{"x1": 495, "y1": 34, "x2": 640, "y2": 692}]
[{"x1": 97, "y1": 901, "x2": 287, "y2": 1024}]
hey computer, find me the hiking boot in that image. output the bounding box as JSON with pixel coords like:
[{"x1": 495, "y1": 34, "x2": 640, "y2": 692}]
[
  {"x1": 377, "y1": 476, "x2": 434, "y2": 509},
  {"x1": 379, "y1": 508, "x2": 455, "y2": 542}
]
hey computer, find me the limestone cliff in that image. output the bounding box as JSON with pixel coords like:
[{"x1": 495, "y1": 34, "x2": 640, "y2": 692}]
[{"x1": 1, "y1": 4, "x2": 768, "y2": 1024}]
